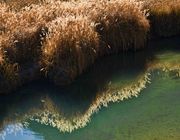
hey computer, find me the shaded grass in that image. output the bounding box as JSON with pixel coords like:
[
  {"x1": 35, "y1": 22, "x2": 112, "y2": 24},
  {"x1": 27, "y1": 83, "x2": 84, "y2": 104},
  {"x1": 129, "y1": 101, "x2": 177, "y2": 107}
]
[
  {"x1": 89, "y1": 0, "x2": 149, "y2": 52},
  {"x1": 143, "y1": 0, "x2": 180, "y2": 37},
  {"x1": 0, "y1": 62, "x2": 20, "y2": 93}
]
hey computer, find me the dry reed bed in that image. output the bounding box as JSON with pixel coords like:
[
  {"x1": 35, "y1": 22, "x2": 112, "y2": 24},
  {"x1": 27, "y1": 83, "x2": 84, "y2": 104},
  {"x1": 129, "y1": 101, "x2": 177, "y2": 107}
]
[
  {"x1": 0, "y1": 3, "x2": 46, "y2": 93},
  {"x1": 40, "y1": 0, "x2": 149, "y2": 84},
  {"x1": 1, "y1": 0, "x2": 180, "y2": 93},
  {"x1": 3, "y1": 0, "x2": 180, "y2": 36},
  {"x1": 0, "y1": 0, "x2": 149, "y2": 92},
  {"x1": 41, "y1": 16, "x2": 100, "y2": 84}
]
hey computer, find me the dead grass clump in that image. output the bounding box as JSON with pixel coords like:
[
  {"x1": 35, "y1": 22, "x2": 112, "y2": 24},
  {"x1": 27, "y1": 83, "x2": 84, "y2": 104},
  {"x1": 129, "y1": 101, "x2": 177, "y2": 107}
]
[
  {"x1": 144, "y1": 0, "x2": 180, "y2": 37},
  {"x1": 0, "y1": 26, "x2": 46, "y2": 66},
  {"x1": 0, "y1": 3, "x2": 47, "y2": 92},
  {"x1": 3, "y1": 26, "x2": 46, "y2": 65},
  {"x1": 89, "y1": 0, "x2": 149, "y2": 52},
  {"x1": 41, "y1": 17, "x2": 100, "y2": 85},
  {"x1": 0, "y1": 0, "x2": 150, "y2": 89},
  {"x1": 0, "y1": 3, "x2": 48, "y2": 65}
]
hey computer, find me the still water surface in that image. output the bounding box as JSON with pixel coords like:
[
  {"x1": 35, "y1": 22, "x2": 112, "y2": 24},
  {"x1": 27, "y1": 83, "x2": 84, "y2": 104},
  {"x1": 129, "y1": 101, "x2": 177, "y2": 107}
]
[{"x1": 0, "y1": 37, "x2": 180, "y2": 140}]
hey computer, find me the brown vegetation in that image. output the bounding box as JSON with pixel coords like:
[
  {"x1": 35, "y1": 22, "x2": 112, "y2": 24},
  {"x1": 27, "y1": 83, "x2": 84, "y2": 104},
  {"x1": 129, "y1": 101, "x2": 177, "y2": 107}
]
[
  {"x1": 41, "y1": 17, "x2": 100, "y2": 84},
  {"x1": 0, "y1": 0, "x2": 180, "y2": 93}
]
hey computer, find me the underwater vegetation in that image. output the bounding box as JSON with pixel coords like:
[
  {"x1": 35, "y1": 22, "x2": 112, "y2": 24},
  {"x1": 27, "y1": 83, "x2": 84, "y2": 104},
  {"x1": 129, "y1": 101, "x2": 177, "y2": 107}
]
[{"x1": 0, "y1": 0, "x2": 180, "y2": 93}]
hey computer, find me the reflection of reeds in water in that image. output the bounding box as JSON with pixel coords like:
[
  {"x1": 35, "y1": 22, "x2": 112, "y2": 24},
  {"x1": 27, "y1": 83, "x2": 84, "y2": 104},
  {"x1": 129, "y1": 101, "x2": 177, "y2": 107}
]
[
  {"x1": 26, "y1": 72, "x2": 151, "y2": 133},
  {"x1": 147, "y1": 53, "x2": 180, "y2": 77},
  {"x1": 0, "y1": 72, "x2": 151, "y2": 134},
  {"x1": 0, "y1": 64, "x2": 180, "y2": 134},
  {"x1": 20, "y1": 63, "x2": 180, "y2": 133},
  {"x1": 149, "y1": 63, "x2": 180, "y2": 77},
  {"x1": 27, "y1": 64, "x2": 180, "y2": 133}
]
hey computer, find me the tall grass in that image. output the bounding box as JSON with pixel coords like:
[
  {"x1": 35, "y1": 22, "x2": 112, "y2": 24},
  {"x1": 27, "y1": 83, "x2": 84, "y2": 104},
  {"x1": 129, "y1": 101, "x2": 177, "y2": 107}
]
[
  {"x1": 41, "y1": 17, "x2": 100, "y2": 85},
  {"x1": 0, "y1": 0, "x2": 149, "y2": 89},
  {"x1": 89, "y1": 0, "x2": 149, "y2": 52},
  {"x1": 3, "y1": 0, "x2": 180, "y2": 91},
  {"x1": 39, "y1": 0, "x2": 149, "y2": 84}
]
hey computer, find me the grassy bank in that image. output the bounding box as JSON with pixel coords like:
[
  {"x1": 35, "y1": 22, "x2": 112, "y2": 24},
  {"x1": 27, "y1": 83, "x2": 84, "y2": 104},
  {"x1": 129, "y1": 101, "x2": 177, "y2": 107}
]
[{"x1": 0, "y1": 0, "x2": 179, "y2": 93}]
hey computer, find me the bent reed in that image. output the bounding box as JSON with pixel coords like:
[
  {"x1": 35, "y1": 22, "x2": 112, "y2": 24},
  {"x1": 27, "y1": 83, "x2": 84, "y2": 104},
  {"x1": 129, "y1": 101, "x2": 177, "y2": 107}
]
[{"x1": 0, "y1": 0, "x2": 180, "y2": 93}]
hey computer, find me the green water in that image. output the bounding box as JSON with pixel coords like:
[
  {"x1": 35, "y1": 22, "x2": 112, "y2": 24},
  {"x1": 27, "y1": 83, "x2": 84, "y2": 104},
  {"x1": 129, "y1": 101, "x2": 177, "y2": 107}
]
[{"x1": 0, "y1": 37, "x2": 180, "y2": 140}]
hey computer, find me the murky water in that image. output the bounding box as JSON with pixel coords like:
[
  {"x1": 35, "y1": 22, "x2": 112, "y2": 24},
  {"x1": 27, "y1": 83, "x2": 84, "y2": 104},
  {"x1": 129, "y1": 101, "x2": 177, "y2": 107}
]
[{"x1": 0, "y1": 37, "x2": 180, "y2": 140}]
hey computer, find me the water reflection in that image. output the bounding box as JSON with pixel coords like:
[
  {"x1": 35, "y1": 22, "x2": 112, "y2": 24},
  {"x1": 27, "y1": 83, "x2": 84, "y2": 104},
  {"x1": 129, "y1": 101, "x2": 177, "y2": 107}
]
[
  {"x1": 0, "y1": 48, "x2": 150, "y2": 129},
  {"x1": 0, "y1": 37, "x2": 180, "y2": 139}
]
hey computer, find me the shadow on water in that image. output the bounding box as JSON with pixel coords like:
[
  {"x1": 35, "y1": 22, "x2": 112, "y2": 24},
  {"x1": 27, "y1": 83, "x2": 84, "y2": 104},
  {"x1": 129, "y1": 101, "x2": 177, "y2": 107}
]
[
  {"x1": 0, "y1": 51, "x2": 149, "y2": 123},
  {"x1": 0, "y1": 37, "x2": 180, "y2": 137}
]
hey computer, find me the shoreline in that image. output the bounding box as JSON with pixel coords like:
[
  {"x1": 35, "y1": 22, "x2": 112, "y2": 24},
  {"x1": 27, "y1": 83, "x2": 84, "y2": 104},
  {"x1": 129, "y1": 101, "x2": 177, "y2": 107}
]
[{"x1": 0, "y1": 0, "x2": 180, "y2": 94}]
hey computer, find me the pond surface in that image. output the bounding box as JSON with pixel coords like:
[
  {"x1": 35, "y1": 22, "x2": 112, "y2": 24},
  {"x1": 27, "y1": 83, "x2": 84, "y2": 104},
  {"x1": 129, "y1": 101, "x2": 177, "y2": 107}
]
[{"x1": 0, "y1": 37, "x2": 180, "y2": 140}]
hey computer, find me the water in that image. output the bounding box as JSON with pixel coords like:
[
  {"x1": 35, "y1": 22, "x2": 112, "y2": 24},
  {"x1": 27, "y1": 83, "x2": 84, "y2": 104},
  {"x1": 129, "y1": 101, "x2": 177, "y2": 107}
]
[{"x1": 0, "y1": 37, "x2": 180, "y2": 140}]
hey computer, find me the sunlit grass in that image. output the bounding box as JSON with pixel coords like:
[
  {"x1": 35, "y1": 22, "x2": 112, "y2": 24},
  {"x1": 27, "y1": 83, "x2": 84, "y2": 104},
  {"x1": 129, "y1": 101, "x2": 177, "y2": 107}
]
[{"x1": 0, "y1": 0, "x2": 149, "y2": 92}]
